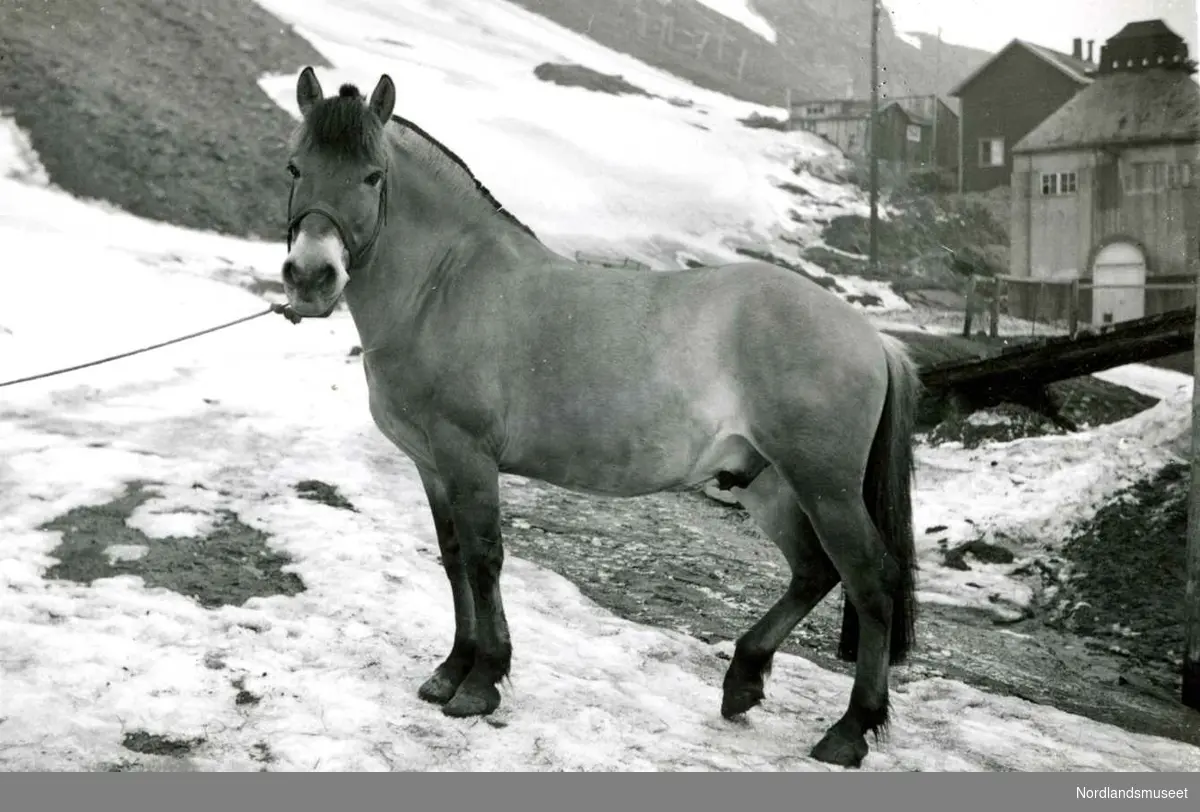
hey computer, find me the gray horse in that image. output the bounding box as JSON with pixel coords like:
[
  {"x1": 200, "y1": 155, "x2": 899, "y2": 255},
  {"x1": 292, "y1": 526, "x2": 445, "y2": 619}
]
[{"x1": 279, "y1": 67, "x2": 921, "y2": 768}]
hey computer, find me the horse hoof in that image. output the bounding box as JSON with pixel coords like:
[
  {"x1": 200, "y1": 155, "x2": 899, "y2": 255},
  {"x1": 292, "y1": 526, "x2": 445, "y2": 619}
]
[
  {"x1": 809, "y1": 730, "x2": 869, "y2": 769},
  {"x1": 417, "y1": 671, "x2": 460, "y2": 705},
  {"x1": 720, "y1": 684, "x2": 765, "y2": 719},
  {"x1": 442, "y1": 680, "x2": 501, "y2": 718}
]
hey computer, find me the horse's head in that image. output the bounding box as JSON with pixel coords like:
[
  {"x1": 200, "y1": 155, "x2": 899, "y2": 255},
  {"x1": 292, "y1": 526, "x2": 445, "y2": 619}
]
[{"x1": 282, "y1": 67, "x2": 396, "y2": 317}]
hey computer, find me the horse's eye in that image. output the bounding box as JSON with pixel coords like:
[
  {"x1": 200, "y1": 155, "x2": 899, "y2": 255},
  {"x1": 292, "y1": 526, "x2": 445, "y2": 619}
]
[
  {"x1": 365, "y1": 170, "x2": 384, "y2": 187},
  {"x1": 287, "y1": 163, "x2": 300, "y2": 179}
]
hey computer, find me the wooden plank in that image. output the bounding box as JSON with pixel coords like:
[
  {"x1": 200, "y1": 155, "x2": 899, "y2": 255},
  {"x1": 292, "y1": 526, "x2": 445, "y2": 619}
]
[{"x1": 920, "y1": 307, "x2": 1196, "y2": 396}]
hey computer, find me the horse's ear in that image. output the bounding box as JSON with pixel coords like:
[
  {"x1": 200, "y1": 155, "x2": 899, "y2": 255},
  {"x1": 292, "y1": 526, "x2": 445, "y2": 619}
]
[
  {"x1": 296, "y1": 66, "x2": 323, "y2": 117},
  {"x1": 368, "y1": 74, "x2": 396, "y2": 123}
]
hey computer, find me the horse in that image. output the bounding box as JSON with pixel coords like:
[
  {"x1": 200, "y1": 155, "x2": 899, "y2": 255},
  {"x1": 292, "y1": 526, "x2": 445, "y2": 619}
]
[{"x1": 279, "y1": 66, "x2": 921, "y2": 769}]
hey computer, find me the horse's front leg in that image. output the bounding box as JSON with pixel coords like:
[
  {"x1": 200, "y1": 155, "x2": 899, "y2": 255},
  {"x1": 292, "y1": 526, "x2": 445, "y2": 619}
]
[
  {"x1": 415, "y1": 466, "x2": 478, "y2": 705},
  {"x1": 428, "y1": 424, "x2": 512, "y2": 718}
]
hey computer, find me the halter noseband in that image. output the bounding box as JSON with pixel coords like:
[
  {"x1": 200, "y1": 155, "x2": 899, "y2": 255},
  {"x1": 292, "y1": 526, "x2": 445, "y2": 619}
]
[{"x1": 285, "y1": 167, "x2": 389, "y2": 272}]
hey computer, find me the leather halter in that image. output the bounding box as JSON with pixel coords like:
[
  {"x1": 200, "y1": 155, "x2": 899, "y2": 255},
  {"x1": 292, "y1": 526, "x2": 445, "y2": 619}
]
[{"x1": 285, "y1": 167, "x2": 389, "y2": 272}]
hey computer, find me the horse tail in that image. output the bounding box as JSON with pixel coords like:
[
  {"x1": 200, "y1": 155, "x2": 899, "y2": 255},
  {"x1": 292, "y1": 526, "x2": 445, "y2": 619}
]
[{"x1": 837, "y1": 333, "x2": 921, "y2": 665}]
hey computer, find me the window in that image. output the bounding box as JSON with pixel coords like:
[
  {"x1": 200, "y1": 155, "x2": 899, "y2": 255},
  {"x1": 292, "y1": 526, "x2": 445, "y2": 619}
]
[
  {"x1": 1166, "y1": 162, "x2": 1193, "y2": 189},
  {"x1": 1121, "y1": 163, "x2": 1150, "y2": 193},
  {"x1": 805, "y1": 104, "x2": 826, "y2": 116},
  {"x1": 906, "y1": 124, "x2": 922, "y2": 143},
  {"x1": 979, "y1": 137, "x2": 1004, "y2": 167},
  {"x1": 1039, "y1": 171, "x2": 1077, "y2": 195}
]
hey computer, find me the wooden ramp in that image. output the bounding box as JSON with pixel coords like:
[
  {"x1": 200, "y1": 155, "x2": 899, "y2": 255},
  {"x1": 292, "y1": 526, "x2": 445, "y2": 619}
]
[{"x1": 918, "y1": 307, "x2": 1195, "y2": 422}]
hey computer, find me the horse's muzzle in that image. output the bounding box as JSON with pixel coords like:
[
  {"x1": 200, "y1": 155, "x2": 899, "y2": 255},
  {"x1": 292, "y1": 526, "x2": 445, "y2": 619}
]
[{"x1": 282, "y1": 258, "x2": 338, "y2": 292}]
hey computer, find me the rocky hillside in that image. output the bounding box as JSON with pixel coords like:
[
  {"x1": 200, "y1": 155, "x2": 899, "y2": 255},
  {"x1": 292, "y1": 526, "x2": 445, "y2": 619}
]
[
  {"x1": 0, "y1": 0, "x2": 989, "y2": 240},
  {"x1": 0, "y1": 0, "x2": 325, "y2": 239}
]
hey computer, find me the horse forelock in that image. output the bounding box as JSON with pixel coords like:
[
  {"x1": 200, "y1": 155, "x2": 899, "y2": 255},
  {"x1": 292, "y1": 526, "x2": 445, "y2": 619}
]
[{"x1": 299, "y1": 94, "x2": 386, "y2": 163}]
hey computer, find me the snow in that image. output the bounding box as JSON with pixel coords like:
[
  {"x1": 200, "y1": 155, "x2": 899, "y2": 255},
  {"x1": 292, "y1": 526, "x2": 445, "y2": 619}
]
[
  {"x1": 687, "y1": 0, "x2": 778, "y2": 44},
  {"x1": 912, "y1": 365, "x2": 1194, "y2": 618},
  {"x1": 897, "y1": 31, "x2": 923, "y2": 50},
  {"x1": 1, "y1": 0, "x2": 1198, "y2": 771},
  {"x1": 253, "y1": 0, "x2": 844, "y2": 277}
]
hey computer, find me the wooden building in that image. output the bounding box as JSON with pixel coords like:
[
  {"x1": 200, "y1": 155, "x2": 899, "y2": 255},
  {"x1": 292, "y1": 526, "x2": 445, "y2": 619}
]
[
  {"x1": 789, "y1": 97, "x2": 874, "y2": 156},
  {"x1": 789, "y1": 93, "x2": 960, "y2": 183},
  {"x1": 949, "y1": 38, "x2": 1095, "y2": 192},
  {"x1": 1008, "y1": 20, "x2": 1200, "y2": 325}
]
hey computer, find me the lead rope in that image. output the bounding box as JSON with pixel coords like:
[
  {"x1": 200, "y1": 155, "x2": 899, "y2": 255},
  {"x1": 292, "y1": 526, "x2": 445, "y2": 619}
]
[
  {"x1": 0, "y1": 302, "x2": 303, "y2": 389},
  {"x1": 1, "y1": 171, "x2": 390, "y2": 390}
]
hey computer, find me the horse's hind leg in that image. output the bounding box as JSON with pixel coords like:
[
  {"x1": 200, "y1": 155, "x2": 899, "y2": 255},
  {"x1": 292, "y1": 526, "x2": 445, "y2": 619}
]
[
  {"x1": 796, "y1": 486, "x2": 899, "y2": 768},
  {"x1": 415, "y1": 467, "x2": 478, "y2": 705},
  {"x1": 721, "y1": 467, "x2": 840, "y2": 718}
]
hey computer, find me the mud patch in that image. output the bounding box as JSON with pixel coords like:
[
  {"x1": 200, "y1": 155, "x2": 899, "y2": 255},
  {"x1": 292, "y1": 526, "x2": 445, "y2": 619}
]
[
  {"x1": 232, "y1": 675, "x2": 262, "y2": 706},
  {"x1": 924, "y1": 381, "x2": 1158, "y2": 448},
  {"x1": 942, "y1": 539, "x2": 1016, "y2": 571},
  {"x1": 41, "y1": 481, "x2": 305, "y2": 608},
  {"x1": 250, "y1": 741, "x2": 275, "y2": 768},
  {"x1": 121, "y1": 730, "x2": 204, "y2": 758},
  {"x1": 295, "y1": 479, "x2": 356, "y2": 512},
  {"x1": 1048, "y1": 462, "x2": 1191, "y2": 691}
]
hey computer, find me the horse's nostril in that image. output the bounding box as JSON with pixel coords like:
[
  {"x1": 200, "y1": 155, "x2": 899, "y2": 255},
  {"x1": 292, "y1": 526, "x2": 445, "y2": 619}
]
[
  {"x1": 316, "y1": 263, "x2": 338, "y2": 288},
  {"x1": 282, "y1": 259, "x2": 298, "y2": 287}
]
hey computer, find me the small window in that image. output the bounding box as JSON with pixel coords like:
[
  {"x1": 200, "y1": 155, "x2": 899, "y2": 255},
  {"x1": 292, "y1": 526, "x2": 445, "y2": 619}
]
[
  {"x1": 1040, "y1": 171, "x2": 1077, "y2": 195},
  {"x1": 805, "y1": 104, "x2": 826, "y2": 116},
  {"x1": 906, "y1": 124, "x2": 922, "y2": 143},
  {"x1": 1166, "y1": 162, "x2": 1193, "y2": 189},
  {"x1": 979, "y1": 137, "x2": 1005, "y2": 167},
  {"x1": 1122, "y1": 163, "x2": 1153, "y2": 193}
]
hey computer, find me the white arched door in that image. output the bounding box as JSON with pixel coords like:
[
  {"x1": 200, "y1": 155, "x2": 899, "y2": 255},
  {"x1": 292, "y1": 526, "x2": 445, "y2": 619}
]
[{"x1": 1091, "y1": 241, "x2": 1147, "y2": 325}]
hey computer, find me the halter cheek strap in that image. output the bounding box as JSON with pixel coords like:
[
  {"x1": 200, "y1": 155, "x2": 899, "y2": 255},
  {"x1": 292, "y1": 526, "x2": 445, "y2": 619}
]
[{"x1": 285, "y1": 168, "x2": 389, "y2": 272}]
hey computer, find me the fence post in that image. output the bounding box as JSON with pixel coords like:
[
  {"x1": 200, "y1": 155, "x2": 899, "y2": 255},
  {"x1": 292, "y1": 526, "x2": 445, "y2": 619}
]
[
  {"x1": 1068, "y1": 278, "x2": 1081, "y2": 338},
  {"x1": 988, "y1": 280, "x2": 1000, "y2": 338},
  {"x1": 1185, "y1": 281, "x2": 1200, "y2": 709},
  {"x1": 962, "y1": 275, "x2": 977, "y2": 338}
]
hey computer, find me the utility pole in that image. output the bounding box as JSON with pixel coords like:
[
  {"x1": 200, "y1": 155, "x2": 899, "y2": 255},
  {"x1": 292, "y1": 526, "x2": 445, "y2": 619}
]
[
  {"x1": 1185, "y1": 272, "x2": 1200, "y2": 709},
  {"x1": 931, "y1": 27, "x2": 941, "y2": 184},
  {"x1": 868, "y1": 0, "x2": 880, "y2": 275}
]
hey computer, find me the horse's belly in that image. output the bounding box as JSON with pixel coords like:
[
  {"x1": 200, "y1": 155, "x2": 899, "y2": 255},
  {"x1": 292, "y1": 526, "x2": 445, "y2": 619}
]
[{"x1": 504, "y1": 380, "x2": 760, "y2": 498}]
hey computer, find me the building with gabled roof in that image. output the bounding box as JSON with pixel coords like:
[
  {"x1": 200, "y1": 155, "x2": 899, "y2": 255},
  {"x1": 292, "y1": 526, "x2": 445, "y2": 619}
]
[
  {"x1": 948, "y1": 37, "x2": 1096, "y2": 192},
  {"x1": 1008, "y1": 20, "x2": 1200, "y2": 325}
]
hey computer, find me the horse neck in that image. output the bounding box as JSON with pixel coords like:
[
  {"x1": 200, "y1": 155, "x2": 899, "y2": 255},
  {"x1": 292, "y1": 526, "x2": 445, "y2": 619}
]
[{"x1": 341, "y1": 207, "x2": 543, "y2": 351}]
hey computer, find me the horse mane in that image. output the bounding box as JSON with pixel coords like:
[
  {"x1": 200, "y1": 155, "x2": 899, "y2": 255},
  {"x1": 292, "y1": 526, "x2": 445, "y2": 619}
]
[
  {"x1": 298, "y1": 83, "x2": 538, "y2": 241},
  {"x1": 391, "y1": 114, "x2": 538, "y2": 241}
]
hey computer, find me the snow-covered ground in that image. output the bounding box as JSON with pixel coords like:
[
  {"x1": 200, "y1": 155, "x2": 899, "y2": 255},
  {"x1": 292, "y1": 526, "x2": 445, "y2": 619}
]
[
  {"x1": 913, "y1": 366, "x2": 1193, "y2": 618},
  {"x1": 1, "y1": 107, "x2": 1199, "y2": 771},
  {"x1": 2, "y1": 0, "x2": 1199, "y2": 772}
]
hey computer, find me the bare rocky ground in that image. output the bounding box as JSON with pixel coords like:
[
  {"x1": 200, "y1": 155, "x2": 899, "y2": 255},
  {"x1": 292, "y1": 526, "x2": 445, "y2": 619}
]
[{"x1": 495, "y1": 466, "x2": 1200, "y2": 748}]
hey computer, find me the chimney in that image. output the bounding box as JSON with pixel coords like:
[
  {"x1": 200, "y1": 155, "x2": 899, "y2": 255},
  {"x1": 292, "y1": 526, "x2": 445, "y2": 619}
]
[
  {"x1": 1072, "y1": 37, "x2": 1083, "y2": 59},
  {"x1": 1086, "y1": 39, "x2": 1094, "y2": 62}
]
